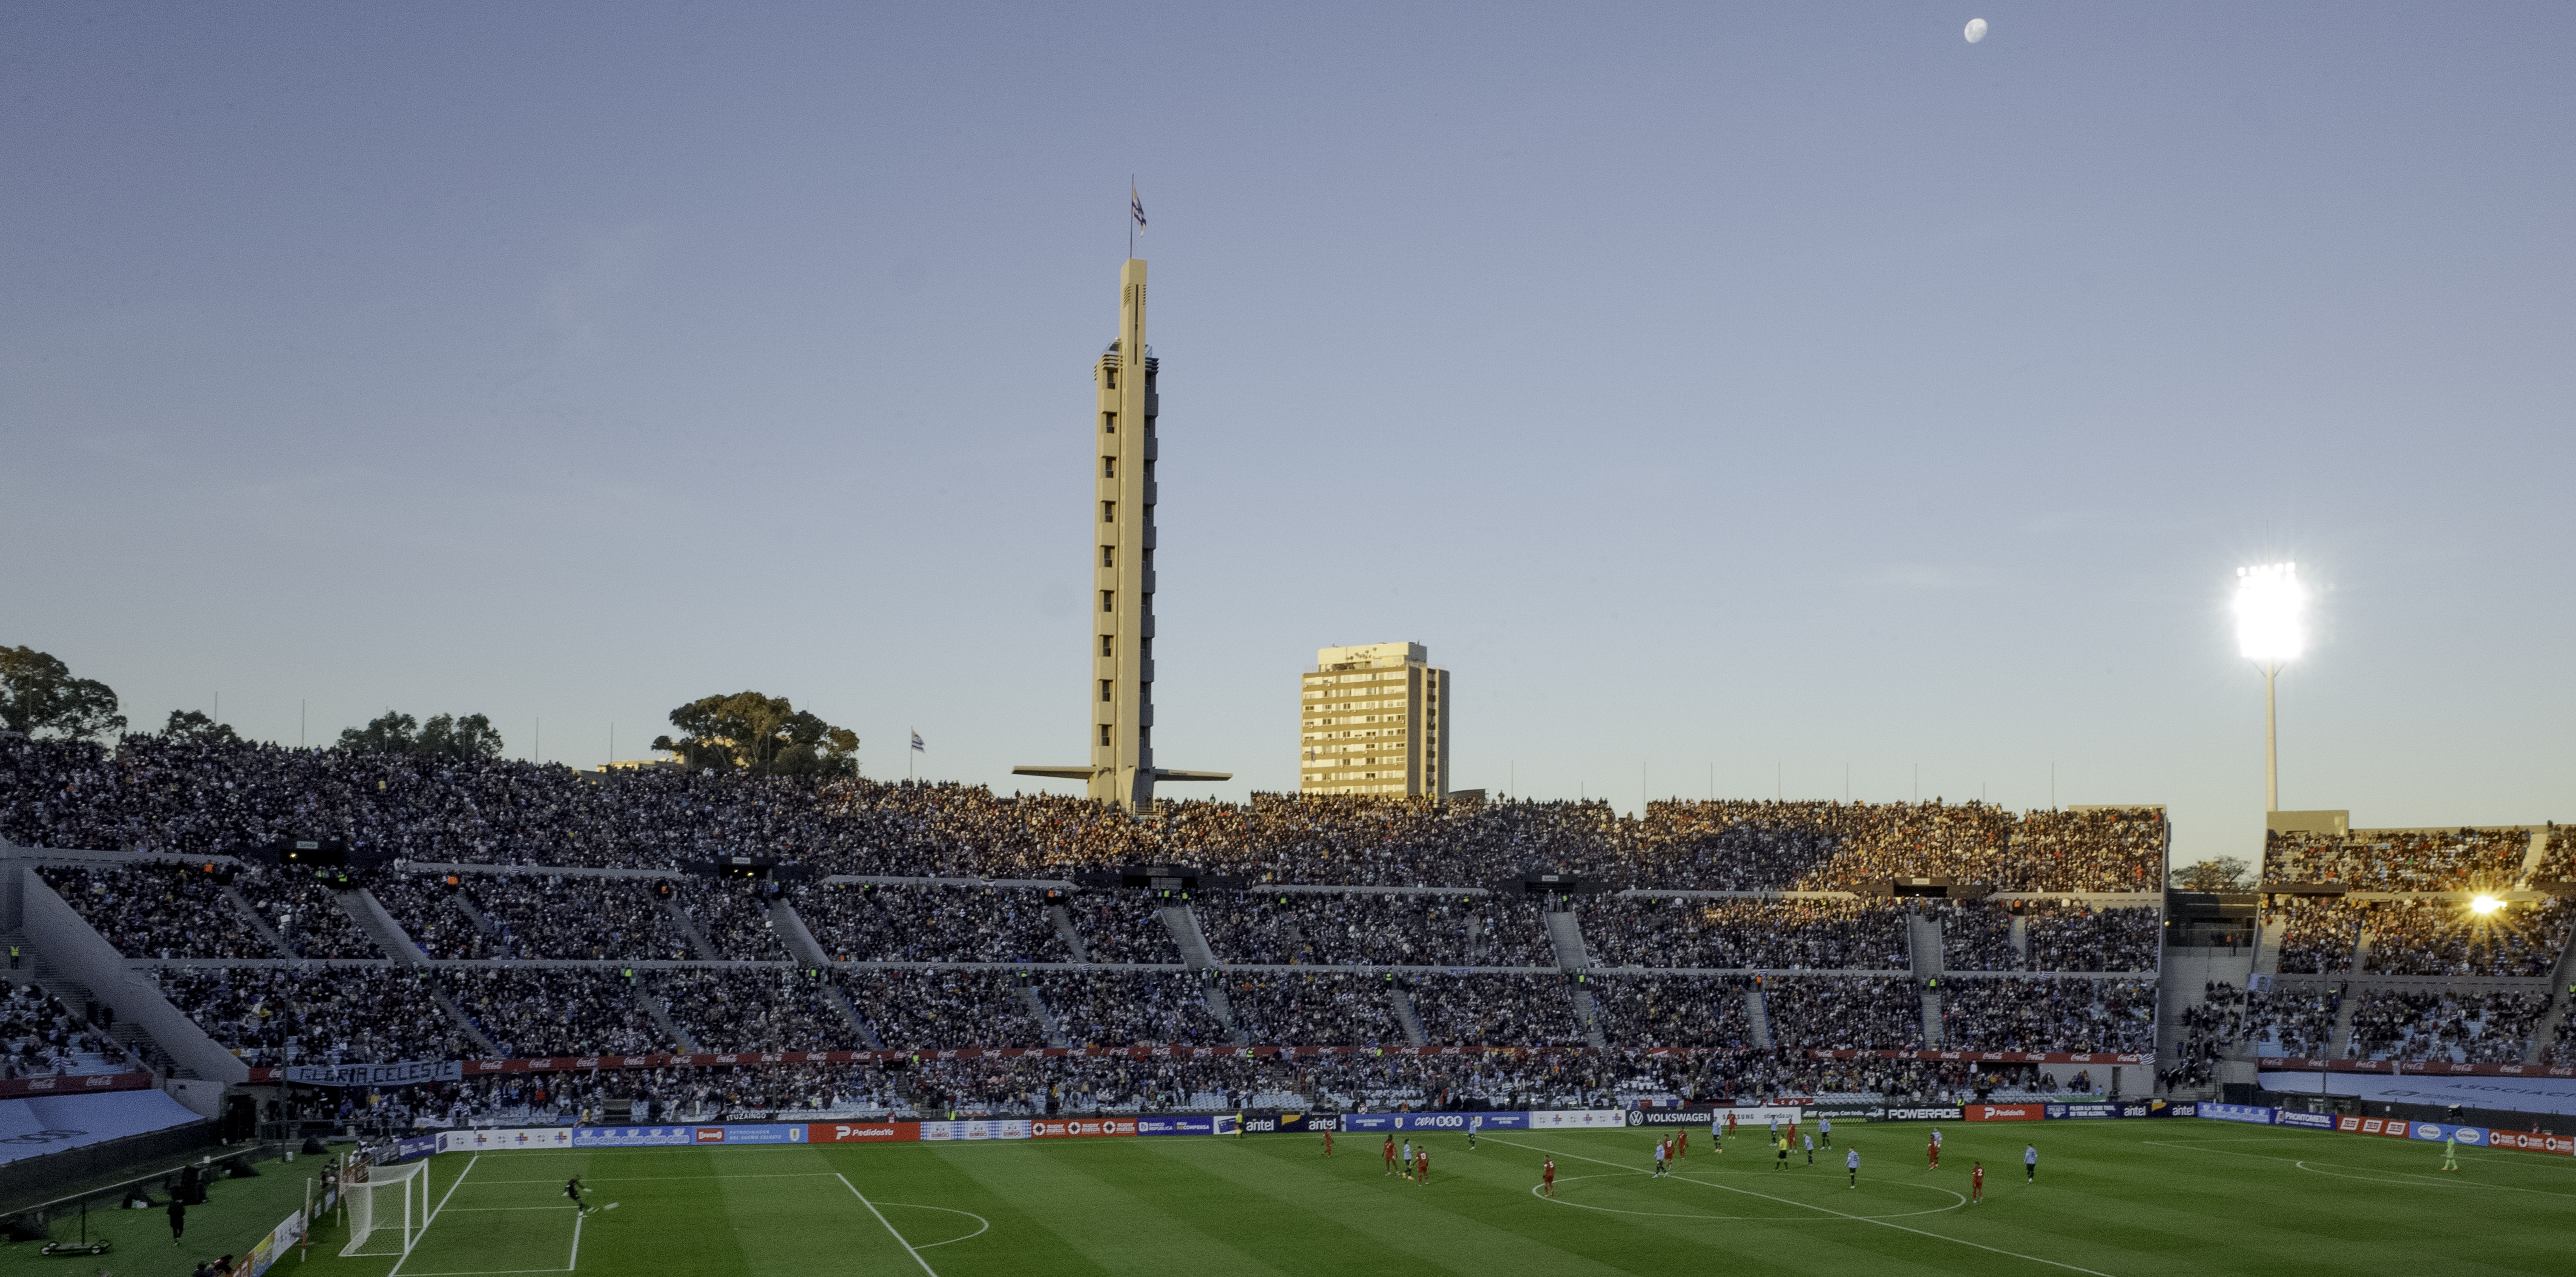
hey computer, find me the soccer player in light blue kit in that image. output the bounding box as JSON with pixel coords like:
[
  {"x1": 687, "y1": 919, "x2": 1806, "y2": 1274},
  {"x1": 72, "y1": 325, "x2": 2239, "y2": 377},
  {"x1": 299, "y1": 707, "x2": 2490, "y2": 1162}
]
[
  {"x1": 2024, "y1": 1143, "x2": 2038, "y2": 1183},
  {"x1": 1846, "y1": 1146, "x2": 1860, "y2": 1188}
]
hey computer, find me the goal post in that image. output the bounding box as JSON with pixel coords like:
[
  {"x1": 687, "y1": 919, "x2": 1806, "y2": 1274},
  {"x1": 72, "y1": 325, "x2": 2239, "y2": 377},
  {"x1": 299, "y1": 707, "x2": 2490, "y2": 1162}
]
[{"x1": 340, "y1": 1160, "x2": 431, "y2": 1258}]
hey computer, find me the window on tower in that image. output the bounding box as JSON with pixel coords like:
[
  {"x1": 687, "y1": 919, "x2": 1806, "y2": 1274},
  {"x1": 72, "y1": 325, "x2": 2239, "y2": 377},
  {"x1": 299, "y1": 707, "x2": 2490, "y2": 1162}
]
[
  {"x1": 1101, "y1": 680, "x2": 1113, "y2": 703},
  {"x1": 1102, "y1": 456, "x2": 1115, "y2": 478},
  {"x1": 1102, "y1": 412, "x2": 1116, "y2": 433},
  {"x1": 1101, "y1": 545, "x2": 1113, "y2": 567},
  {"x1": 1101, "y1": 591, "x2": 1114, "y2": 613},
  {"x1": 1100, "y1": 724, "x2": 1112, "y2": 747},
  {"x1": 1102, "y1": 501, "x2": 1115, "y2": 522},
  {"x1": 1101, "y1": 634, "x2": 1113, "y2": 657}
]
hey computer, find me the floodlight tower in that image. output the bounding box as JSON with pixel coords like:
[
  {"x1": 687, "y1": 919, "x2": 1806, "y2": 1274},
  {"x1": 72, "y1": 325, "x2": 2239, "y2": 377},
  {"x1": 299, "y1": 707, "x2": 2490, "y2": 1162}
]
[{"x1": 2233, "y1": 562, "x2": 2306, "y2": 812}]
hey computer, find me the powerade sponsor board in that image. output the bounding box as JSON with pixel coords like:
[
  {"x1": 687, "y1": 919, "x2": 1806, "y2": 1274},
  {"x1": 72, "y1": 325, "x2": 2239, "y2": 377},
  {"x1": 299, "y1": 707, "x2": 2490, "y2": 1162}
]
[
  {"x1": 2198, "y1": 1102, "x2": 2275, "y2": 1125},
  {"x1": 1875, "y1": 1105, "x2": 1965, "y2": 1122}
]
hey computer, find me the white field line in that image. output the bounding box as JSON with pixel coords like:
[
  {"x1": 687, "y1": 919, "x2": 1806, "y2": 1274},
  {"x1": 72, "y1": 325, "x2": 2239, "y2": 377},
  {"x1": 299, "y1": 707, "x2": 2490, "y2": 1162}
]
[
  {"x1": 566, "y1": 1208, "x2": 584, "y2": 1271},
  {"x1": 837, "y1": 1173, "x2": 940, "y2": 1277},
  {"x1": 1485, "y1": 1136, "x2": 2118, "y2": 1277},
  {"x1": 474, "y1": 1173, "x2": 840, "y2": 1184},
  {"x1": 388, "y1": 1154, "x2": 480, "y2": 1277}
]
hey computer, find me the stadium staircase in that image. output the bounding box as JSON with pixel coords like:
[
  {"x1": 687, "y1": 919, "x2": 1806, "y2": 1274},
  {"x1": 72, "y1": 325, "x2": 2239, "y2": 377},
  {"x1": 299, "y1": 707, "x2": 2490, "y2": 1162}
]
[
  {"x1": 658, "y1": 896, "x2": 721, "y2": 959},
  {"x1": 1743, "y1": 987, "x2": 1774, "y2": 1049},
  {"x1": 1017, "y1": 986, "x2": 1070, "y2": 1048},
  {"x1": 819, "y1": 984, "x2": 886, "y2": 1050},
  {"x1": 219, "y1": 887, "x2": 290, "y2": 955},
  {"x1": 1157, "y1": 904, "x2": 1248, "y2": 1045},
  {"x1": 2522, "y1": 920, "x2": 2576, "y2": 1065},
  {"x1": 767, "y1": 898, "x2": 834, "y2": 968},
  {"x1": 1541, "y1": 906, "x2": 1609, "y2": 1049},
  {"x1": 1907, "y1": 910, "x2": 1945, "y2": 1047},
  {"x1": 339, "y1": 887, "x2": 427, "y2": 964},
  {"x1": 1047, "y1": 904, "x2": 1092, "y2": 962},
  {"x1": 639, "y1": 986, "x2": 702, "y2": 1053},
  {"x1": 1386, "y1": 985, "x2": 1428, "y2": 1047},
  {"x1": 2517, "y1": 828, "x2": 2552, "y2": 886},
  {"x1": 2008, "y1": 913, "x2": 2028, "y2": 964},
  {"x1": 16, "y1": 867, "x2": 246, "y2": 1083},
  {"x1": 432, "y1": 985, "x2": 500, "y2": 1056}
]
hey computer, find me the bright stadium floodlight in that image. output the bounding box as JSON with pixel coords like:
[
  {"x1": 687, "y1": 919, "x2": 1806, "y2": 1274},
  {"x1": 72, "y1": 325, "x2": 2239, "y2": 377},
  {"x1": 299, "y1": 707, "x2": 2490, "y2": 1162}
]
[
  {"x1": 2470, "y1": 895, "x2": 2503, "y2": 916},
  {"x1": 2234, "y1": 562, "x2": 2306, "y2": 813}
]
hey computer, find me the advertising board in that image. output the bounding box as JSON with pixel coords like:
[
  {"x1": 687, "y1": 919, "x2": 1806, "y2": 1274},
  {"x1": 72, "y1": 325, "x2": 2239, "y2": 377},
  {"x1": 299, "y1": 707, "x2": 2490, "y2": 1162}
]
[
  {"x1": 1875, "y1": 1105, "x2": 1965, "y2": 1122},
  {"x1": 2197, "y1": 1103, "x2": 2275, "y2": 1125},
  {"x1": 1633, "y1": 1105, "x2": 1803, "y2": 1128},
  {"x1": 437, "y1": 1127, "x2": 575, "y2": 1153},
  {"x1": 1031, "y1": 1117, "x2": 1138, "y2": 1138},
  {"x1": 919, "y1": 1119, "x2": 1029, "y2": 1141},
  {"x1": 2272, "y1": 1109, "x2": 2336, "y2": 1131},
  {"x1": 1967, "y1": 1105, "x2": 2045, "y2": 1122},
  {"x1": 808, "y1": 1122, "x2": 918, "y2": 1142},
  {"x1": 1525, "y1": 1110, "x2": 1628, "y2": 1131}
]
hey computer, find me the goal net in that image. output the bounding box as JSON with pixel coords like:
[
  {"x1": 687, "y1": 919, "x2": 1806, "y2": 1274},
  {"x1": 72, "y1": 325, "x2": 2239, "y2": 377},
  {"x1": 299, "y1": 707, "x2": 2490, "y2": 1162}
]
[{"x1": 341, "y1": 1159, "x2": 431, "y2": 1257}]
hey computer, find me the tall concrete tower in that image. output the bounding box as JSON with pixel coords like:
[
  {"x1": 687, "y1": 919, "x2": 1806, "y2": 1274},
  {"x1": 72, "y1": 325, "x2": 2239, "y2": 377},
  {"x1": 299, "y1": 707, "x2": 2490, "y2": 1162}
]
[{"x1": 1016, "y1": 258, "x2": 1228, "y2": 812}]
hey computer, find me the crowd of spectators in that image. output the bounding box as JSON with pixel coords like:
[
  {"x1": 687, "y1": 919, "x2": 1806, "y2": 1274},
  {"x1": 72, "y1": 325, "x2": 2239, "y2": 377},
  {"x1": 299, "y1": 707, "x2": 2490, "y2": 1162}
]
[
  {"x1": 658, "y1": 971, "x2": 849, "y2": 1053},
  {"x1": 1193, "y1": 892, "x2": 1554, "y2": 967},
  {"x1": 1045, "y1": 973, "x2": 1228, "y2": 1047},
  {"x1": 1404, "y1": 975, "x2": 1584, "y2": 1047},
  {"x1": 0, "y1": 981, "x2": 142, "y2": 1077},
  {"x1": 841, "y1": 969, "x2": 1046, "y2": 1050},
  {"x1": 1758, "y1": 977, "x2": 1925, "y2": 1050},
  {"x1": 4, "y1": 735, "x2": 2162, "y2": 892},
  {"x1": 2160, "y1": 980, "x2": 2248, "y2": 1092},
  {"x1": 1938, "y1": 979, "x2": 2156, "y2": 1054},
  {"x1": 40, "y1": 863, "x2": 273, "y2": 958},
  {"x1": 676, "y1": 881, "x2": 793, "y2": 961},
  {"x1": 1944, "y1": 901, "x2": 2159, "y2": 972},
  {"x1": 2345, "y1": 990, "x2": 2549, "y2": 1064},
  {"x1": 2245, "y1": 988, "x2": 2340, "y2": 1057},
  {"x1": 153, "y1": 967, "x2": 461, "y2": 1066},
  {"x1": 2362, "y1": 900, "x2": 2576, "y2": 977},
  {"x1": 798, "y1": 884, "x2": 1071, "y2": 964},
  {"x1": 1064, "y1": 896, "x2": 1183, "y2": 964},
  {"x1": 442, "y1": 968, "x2": 662, "y2": 1059},
  {"x1": 1589, "y1": 976, "x2": 1752, "y2": 1047},
  {"x1": 1221, "y1": 972, "x2": 1397, "y2": 1045},
  {"x1": 1583, "y1": 898, "x2": 1909, "y2": 970},
  {"x1": 2266, "y1": 828, "x2": 2532, "y2": 891}
]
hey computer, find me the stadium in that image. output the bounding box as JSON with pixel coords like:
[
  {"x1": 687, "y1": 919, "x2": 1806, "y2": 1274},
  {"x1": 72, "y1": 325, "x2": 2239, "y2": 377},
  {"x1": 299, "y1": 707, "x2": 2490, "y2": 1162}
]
[{"x1": 0, "y1": 734, "x2": 2570, "y2": 1274}]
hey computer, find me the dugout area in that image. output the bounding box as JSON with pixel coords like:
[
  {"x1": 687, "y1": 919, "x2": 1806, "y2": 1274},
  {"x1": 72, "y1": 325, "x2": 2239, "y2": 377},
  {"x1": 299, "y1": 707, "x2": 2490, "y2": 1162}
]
[{"x1": 271, "y1": 1120, "x2": 2576, "y2": 1277}]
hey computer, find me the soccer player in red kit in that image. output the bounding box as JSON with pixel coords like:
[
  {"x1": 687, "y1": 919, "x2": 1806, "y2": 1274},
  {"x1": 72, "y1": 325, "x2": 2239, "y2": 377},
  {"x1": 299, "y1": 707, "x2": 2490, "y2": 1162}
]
[
  {"x1": 1323, "y1": 1128, "x2": 1333, "y2": 1156},
  {"x1": 1416, "y1": 1148, "x2": 1429, "y2": 1185},
  {"x1": 1971, "y1": 1161, "x2": 1984, "y2": 1203},
  {"x1": 1677, "y1": 1128, "x2": 1688, "y2": 1161},
  {"x1": 1384, "y1": 1135, "x2": 1397, "y2": 1176},
  {"x1": 1542, "y1": 1157, "x2": 1556, "y2": 1198},
  {"x1": 1927, "y1": 1135, "x2": 1940, "y2": 1170}
]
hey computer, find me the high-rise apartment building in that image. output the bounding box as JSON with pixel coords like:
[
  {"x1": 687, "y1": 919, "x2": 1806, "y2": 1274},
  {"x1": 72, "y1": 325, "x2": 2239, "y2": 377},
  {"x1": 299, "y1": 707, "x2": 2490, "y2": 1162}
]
[
  {"x1": 1015, "y1": 257, "x2": 1227, "y2": 811},
  {"x1": 1299, "y1": 643, "x2": 1449, "y2": 797}
]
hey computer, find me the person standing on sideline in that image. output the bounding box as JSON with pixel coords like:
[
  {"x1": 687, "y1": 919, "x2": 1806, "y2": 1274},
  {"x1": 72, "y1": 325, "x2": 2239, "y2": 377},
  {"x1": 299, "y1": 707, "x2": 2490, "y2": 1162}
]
[
  {"x1": 1846, "y1": 1146, "x2": 1860, "y2": 1188},
  {"x1": 2024, "y1": 1143, "x2": 2038, "y2": 1183},
  {"x1": 1774, "y1": 1134, "x2": 1791, "y2": 1172},
  {"x1": 168, "y1": 1195, "x2": 186, "y2": 1246},
  {"x1": 2441, "y1": 1134, "x2": 2460, "y2": 1172},
  {"x1": 1972, "y1": 1161, "x2": 1985, "y2": 1203}
]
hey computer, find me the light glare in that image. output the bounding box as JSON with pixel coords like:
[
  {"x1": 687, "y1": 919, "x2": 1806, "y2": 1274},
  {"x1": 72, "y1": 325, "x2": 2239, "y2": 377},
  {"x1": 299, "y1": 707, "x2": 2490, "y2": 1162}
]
[
  {"x1": 2234, "y1": 562, "x2": 2306, "y2": 662},
  {"x1": 2470, "y1": 895, "x2": 2502, "y2": 916}
]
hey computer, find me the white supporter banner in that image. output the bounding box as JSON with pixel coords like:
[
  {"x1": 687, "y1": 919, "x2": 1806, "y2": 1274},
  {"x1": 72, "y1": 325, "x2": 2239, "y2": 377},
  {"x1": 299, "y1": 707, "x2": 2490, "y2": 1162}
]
[{"x1": 1526, "y1": 1110, "x2": 1627, "y2": 1130}]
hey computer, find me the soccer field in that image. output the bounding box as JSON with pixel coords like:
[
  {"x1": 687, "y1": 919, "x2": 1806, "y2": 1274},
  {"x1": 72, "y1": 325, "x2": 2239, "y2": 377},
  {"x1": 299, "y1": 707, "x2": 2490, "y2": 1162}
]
[{"x1": 294, "y1": 1120, "x2": 2576, "y2": 1277}]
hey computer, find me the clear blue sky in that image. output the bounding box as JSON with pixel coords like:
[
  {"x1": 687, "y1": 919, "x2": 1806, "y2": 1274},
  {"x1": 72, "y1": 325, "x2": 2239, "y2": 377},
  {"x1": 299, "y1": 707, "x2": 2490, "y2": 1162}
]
[{"x1": 6, "y1": 3, "x2": 2570, "y2": 869}]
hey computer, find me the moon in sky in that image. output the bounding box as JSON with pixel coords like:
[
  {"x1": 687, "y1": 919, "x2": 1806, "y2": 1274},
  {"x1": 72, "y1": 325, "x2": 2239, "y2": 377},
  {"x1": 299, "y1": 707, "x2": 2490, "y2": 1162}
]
[{"x1": 1964, "y1": 17, "x2": 1988, "y2": 43}]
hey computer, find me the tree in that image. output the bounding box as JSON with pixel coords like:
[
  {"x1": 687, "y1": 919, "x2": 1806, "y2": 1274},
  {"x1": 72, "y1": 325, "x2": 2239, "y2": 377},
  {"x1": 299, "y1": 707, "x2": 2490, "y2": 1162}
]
[
  {"x1": 416, "y1": 713, "x2": 504, "y2": 760},
  {"x1": 339, "y1": 712, "x2": 419, "y2": 754},
  {"x1": 652, "y1": 692, "x2": 857, "y2": 778},
  {"x1": 0, "y1": 646, "x2": 127, "y2": 740},
  {"x1": 2169, "y1": 856, "x2": 2252, "y2": 892},
  {"x1": 162, "y1": 709, "x2": 240, "y2": 744}
]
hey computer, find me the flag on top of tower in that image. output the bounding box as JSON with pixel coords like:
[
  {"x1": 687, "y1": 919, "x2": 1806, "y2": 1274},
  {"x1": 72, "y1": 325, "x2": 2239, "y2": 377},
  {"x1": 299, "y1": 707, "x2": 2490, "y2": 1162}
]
[
  {"x1": 1130, "y1": 184, "x2": 1146, "y2": 232},
  {"x1": 911, "y1": 731, "x2": 924, "y2": 753}
]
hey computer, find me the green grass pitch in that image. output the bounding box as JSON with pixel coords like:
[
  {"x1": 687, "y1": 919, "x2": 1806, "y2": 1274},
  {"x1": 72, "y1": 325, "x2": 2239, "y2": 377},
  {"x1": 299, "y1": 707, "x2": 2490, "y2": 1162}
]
[{"x1": 263, "y1": 1121, "x2": 2573, "y2": 1277}]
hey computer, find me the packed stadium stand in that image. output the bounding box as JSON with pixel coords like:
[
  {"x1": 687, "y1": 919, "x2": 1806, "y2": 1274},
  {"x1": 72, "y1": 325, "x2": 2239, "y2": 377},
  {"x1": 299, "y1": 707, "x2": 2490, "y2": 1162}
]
[{"x1": 5, "y1": 734, "x2": 2570, "y2": 1126}]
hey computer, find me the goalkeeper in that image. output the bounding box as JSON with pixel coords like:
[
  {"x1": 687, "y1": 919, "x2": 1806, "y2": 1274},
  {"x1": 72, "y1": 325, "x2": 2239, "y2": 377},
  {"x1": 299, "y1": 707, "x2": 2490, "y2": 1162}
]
[{"x1": 566, "y1": 1176, "x2": 593, "y2": 1217}]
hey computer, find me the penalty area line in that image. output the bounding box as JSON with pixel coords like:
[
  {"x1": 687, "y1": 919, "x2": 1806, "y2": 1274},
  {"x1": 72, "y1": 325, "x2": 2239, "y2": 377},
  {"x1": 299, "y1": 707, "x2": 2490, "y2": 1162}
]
[
  {"x1": 387, "y1": 1153, "x2": 480, "y2": 1277},
  {"x1": 837, "y1": 1173, "x2": 940, "y2": 1277},
  {"x1": 1484, "y1": 1136, "x2": 2117, "y2": 1277}
]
